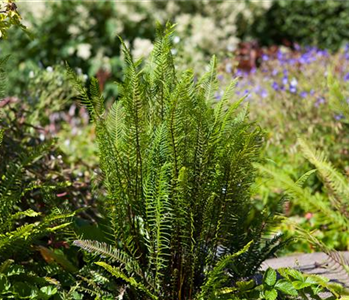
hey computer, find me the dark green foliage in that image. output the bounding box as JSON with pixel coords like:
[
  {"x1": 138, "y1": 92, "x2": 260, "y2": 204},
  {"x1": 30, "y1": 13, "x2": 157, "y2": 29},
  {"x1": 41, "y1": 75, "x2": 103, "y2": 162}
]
[
  {"x1": 0, "y1": 57, "x2": 96, "y2": 298},
  {"x1": 70, "y1": 23, "x2": 283, "y2": 299},
  {"x1": 248, "y1": 0, "x2": 349, "y2": 50}
]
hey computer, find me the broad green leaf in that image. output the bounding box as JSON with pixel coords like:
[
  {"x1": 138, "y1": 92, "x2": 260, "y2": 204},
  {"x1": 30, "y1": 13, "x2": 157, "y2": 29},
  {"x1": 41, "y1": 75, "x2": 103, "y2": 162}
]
[
  {"x1": 264, "y1": 268, "x2": 277, "y2": 286},
  {"x1": 264, "y1": 288, "x2": 278, "y2": 300},
  {"x1": 281, "y1": 268, "x2": 304, "y2": 281},
  {"x1": 275, "y1": 279, "x2": 298, "y2": 296},
  {"x1": 40, "y1": 286, "x2": 57, "y2": 296},
  {"x1": 292, "y1": 281, "x2": 312, "y2": 290}
]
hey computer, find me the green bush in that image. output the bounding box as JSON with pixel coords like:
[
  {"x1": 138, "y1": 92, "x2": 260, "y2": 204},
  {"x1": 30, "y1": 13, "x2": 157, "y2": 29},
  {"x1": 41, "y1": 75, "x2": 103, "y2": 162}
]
[
  {"x1": 249, "y1": 0, "x2": 349, "y2": 50},
  {"x1": 70, "y1": 24, "x2": 284, "y2": 299}
]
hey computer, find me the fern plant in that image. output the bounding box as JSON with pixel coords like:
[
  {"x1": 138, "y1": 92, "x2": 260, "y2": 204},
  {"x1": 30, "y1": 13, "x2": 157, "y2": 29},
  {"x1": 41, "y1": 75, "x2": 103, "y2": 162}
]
[{"x1": 70, "y1": 23, "x2": 283, "y2": 299}]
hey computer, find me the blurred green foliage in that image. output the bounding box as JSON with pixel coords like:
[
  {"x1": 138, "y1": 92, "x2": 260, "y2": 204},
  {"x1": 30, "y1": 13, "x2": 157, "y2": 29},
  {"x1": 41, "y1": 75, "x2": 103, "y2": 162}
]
[
  {"x1": 0, "y1": 0, "x2": 27, "y2": 39},
  {"x1": 248, "y1": 0, "x2": 349, "y2": 50}
]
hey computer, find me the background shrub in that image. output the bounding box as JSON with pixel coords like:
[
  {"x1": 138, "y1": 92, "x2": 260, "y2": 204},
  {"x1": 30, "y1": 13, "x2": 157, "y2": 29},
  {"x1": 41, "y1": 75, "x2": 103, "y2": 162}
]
[{"x1": 248, "y1": 0, "x2": 349, "y2": 50}]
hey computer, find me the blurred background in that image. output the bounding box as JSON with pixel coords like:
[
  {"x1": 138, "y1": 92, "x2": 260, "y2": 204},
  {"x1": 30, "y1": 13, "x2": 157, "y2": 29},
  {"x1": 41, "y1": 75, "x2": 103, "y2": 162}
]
[{"x1": 2, "y1": 0, "x2": 349, "y2": 254}]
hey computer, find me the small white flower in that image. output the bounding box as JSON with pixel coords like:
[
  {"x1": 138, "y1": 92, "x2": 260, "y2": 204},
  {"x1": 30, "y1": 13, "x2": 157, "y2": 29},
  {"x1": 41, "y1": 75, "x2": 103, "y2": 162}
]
[
  {"x1": 173, "y1": 36, "x2": 180, "y2": 44},
  {"x1": 227, "y1": 44, "x2": 235, "y2": 52},
  {"x1": 46, "y1": 66, "x2": 53, "y2": 73},
  {"x1": 132, "y1": 38, "x2": 153, "y2": 59},
  {"x1": 290, "y1": 78, "x2": 298, "y2": 87},
  {"x1": 29, "y1": 71, "x2": 34, "y2": 78},
  {"x1": 77, "y1": 43, "x2": 92, "y2": 60},
  {"x1": 225, "y1": 63, "x2": 232, "y2": 74}
]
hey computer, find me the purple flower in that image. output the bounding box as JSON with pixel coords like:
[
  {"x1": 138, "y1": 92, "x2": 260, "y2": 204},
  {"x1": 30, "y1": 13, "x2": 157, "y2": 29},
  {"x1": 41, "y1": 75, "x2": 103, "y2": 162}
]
[
  {"x1": 243, "y1": 89, "x2": 252, "y2": 100},
  {"x1": 271, "y1": 81, "x2": 279, "y2": 91},
  {"x1": 282, "y1": 76, "x2": 288, "y2": 85},
  {"x1": 335, "y1": 114, "x2": 344, "y2": 120},
  {"x1": 235, "y1": 69, "x2": 243, "y2": 77},
  {"x1": 344, "y1": 72, "x2": 349, "y2": 81},
  {"x1": 272, "y1": 69, "x2": 278, "y2": 76},
  {"x1": 262, "y1": 54, "x2": 269, "y2": 61},
  {"x1": 260, "y1": 89, "x2": 268, "y2": 98},
  {"x1": 289, "y1": 86, "x2": 297, "y2": 93},
  {"x1": 315, "y1": 97, "x2": 325, "y2": 107},
  {"x1": 300, "y1": 91, "x2": 308, "y2": 98},
  {"x1": 215, "y1": 92, "x2": 222, "y2": 100},
  {"x1": 345, "y1": 43, "x2": 349, "y2": 53},
  {"x1": 317, "y1": 49, "x2": 328, "y2": 57}
]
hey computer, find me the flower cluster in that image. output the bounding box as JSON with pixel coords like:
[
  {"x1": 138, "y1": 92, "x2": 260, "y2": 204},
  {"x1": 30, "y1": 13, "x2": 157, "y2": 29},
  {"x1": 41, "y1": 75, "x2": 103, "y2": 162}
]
[{"x1": 223, "y1": 46, "x2": 349, "y2": 110}]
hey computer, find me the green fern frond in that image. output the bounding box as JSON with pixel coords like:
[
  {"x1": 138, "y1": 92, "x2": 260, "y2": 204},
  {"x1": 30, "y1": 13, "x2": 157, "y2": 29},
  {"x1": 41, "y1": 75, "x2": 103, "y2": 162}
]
[
  {"x1": 66, "y1": 65, "x2": 101, "y2": 120},
  {"x1": 73, "y1": 240, "x2": 142, "y2": 277},
  {"x1": 298, "y1": 138, "x2": 349, "y2": 204},
  {"x1": 256, "y1": 163, "x2": 349, "y2": 231},
  {"x1": 198, "y1": 55, "x2": 218, "y2": 104},
  {"x1": 198, "y1": 241, "x2": 253, "y2": 299},
  {"x1": 285, "y1": 220, "x2": 349, "y2": 288},
  {"x1": 96, "y1": 262, "x2": 158, "y2": 300}
]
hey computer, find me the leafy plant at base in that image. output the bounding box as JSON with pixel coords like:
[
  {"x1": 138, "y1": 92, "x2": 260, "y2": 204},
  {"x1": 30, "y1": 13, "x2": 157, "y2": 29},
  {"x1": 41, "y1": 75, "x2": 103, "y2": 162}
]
[
  {"x1": 259, "y1": 267, "x2": 343, "y2": 300},
  {"x1": 69, "y1": 23, "x2": 284, "y2": 299}
]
